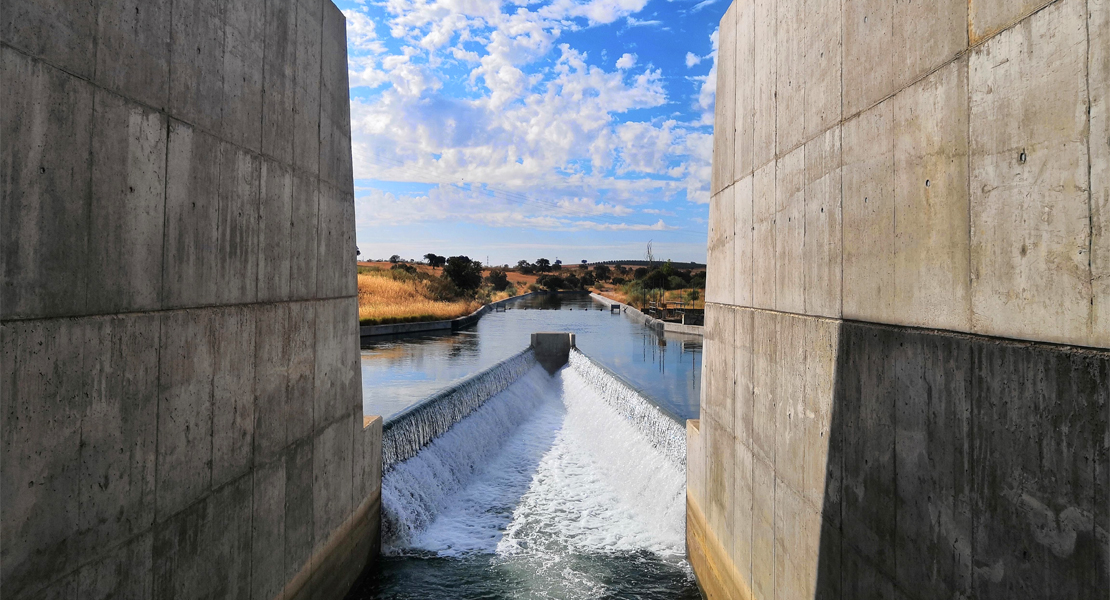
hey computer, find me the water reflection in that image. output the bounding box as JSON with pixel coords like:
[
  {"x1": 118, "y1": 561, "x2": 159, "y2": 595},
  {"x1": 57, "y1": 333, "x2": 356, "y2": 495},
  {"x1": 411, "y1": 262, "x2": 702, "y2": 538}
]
[{"x1": 361, "y1": 293, "x2": 702, "y2": 421}]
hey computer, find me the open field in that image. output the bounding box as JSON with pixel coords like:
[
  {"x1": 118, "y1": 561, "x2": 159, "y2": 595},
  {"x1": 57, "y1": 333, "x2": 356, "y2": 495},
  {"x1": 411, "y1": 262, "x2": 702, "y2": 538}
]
[{"x1": 357, "y1": 272, "x2": 484, "y2": 326}]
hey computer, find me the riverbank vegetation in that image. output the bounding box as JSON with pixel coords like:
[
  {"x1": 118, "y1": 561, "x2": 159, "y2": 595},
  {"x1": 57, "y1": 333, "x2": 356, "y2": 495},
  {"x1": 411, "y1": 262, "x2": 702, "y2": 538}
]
[
  {"x1": 590, "y1": 261, "x2": 706, "y2": 311},
  {"x1": 357, "y1": 253, "x2": 707, "y2": 324},
  {"x1": 357, "y1": 257, "x2": 525, "y2": 325},
  {"x1": 357, "y1": 269, "x2": 485, "y2": 326}
]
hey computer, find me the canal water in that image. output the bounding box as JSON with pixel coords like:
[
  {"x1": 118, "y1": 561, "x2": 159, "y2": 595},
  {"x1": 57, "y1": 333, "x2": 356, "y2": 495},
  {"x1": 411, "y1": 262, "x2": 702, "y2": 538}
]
[
  {"x1": 351, "y1": 293, "x2": 702, "y2": 599},
  {"x1": 360, "y1": 293, "x2": 702, "y2": 422}
]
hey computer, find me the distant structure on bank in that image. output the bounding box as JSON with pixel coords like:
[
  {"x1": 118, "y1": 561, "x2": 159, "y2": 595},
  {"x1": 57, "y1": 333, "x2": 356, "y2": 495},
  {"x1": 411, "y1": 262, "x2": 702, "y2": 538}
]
[
  {"x1": 1, "y1": 2, "x2": 380, "y2": 599},
  {"x1": 689, "y1": 0, "x2": 1108, "y2": 598}
]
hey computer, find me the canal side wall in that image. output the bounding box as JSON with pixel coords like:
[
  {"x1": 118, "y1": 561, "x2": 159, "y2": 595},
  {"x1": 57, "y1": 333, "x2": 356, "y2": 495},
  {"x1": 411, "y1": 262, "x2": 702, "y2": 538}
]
[
  {"x1": 691, "y1": 0, "x2": 1109, "y2": 598},
  {"x1": 1, "y1": 2, "x2": 381, "y2": 599},
  {"x1": 589, "y1": 292, "x2": 705, "y2": 336}
]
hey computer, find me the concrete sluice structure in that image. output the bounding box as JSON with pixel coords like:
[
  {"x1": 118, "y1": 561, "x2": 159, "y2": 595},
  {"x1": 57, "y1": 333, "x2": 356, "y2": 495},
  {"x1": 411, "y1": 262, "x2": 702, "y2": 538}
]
[
  {"x1": 691, "y1": 0, "x2": 1108, "y2": 598},
  {"x1": 2, "y1": 1, "x2": 381, "y2": 599},
  {"x1": 371, "y1": 334, "x2": 695, "y2": 598}
]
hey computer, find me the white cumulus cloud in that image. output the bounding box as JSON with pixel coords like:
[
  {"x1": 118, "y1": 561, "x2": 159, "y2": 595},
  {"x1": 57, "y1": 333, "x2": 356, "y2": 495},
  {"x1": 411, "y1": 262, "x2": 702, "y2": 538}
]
[{"x1": 344, "y1": 0, "x2": 718, "y2": 229}]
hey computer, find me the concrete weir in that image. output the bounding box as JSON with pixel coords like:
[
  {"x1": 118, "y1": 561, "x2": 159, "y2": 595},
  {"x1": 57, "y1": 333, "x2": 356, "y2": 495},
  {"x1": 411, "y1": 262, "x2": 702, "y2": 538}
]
[
  {"x1": 532, "y1": 332, "x2": 576, "y2": 374},
  {"x1": 375, "y1": 332, "x2": 690, "y2": 573},
  {"x1": 692, "y1": 0, "x2": 1110, "y2": 597},
  {"x1": 2, "y1": 2, "x2": 381, "y2": 599}
]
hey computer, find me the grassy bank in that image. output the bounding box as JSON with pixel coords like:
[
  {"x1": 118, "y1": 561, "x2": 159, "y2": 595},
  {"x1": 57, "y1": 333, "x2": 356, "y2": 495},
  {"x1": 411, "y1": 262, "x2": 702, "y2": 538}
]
[
  {"x1": 357, "y1": 270, "x2": 484, "y2": 326},
  {"x1": 356, "y1": 263, "x2": 529, "y2": 326}
]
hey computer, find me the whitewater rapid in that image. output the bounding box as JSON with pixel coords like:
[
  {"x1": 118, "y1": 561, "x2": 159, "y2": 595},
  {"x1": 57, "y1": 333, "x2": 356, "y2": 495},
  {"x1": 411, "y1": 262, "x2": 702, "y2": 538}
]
[{"x1": 377, "y1": 354, "x2": 690, "y2": 597}]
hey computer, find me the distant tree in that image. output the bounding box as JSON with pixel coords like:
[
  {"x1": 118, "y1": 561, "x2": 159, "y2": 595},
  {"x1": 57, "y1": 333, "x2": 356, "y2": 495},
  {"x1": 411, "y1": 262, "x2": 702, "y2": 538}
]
[
  {"x1": 578, "y1": 262, "x2": 589, "y2": 270},
  {"x1": 611, "y1": 276, "x2": 626, "y2": 285},
  {"x1": 643, "y1": 269, "x2": 668, "y2": 290},
  {"x1": 516, "y1": 260, "x2": 531, "y2": 270},
  {"x1": 593, "y1": 264, "x2": 611, "y2": 281},
  {"x1": 486, "y1": 269, "x2": 510, "y2": 291},
  {"x1": 666, "y1": 276, "x2": 686, "y2": 290},
  {"x1": 551, "y1": 260, "x2": 562, "y2": 271},
  {"x1": 537, "y1": 274, "x2": 564, "y2": 290},
  {"x1": 424, "y1": 253, "x2": 447, "y2": 269},
  {"x1": 689, "y1": 271, "x2": 707, "y2": 289},
  {"x1": 633, "y1": 267, "x2": 649, "y2": 280},
  {"x1": 580, "y1": 272, "x2": 596, "y2": 287},
  {"x1": 685, "y1": 289, "x2": 701, "y2": 304},
  {"x1": 616, "y1": 265, "x2": 629, "y2": 276},
  {"x1": 564, "y1": 274, "x2": 581, "y2": 289},
  {"x1": 389, "y1": 254, "x2": 401, "y2": 263},
  {"x1": 443, "y1": 255, "x2": 483, "y2": 291},
  {"x1": 535, "y1": 258, "x2": 551, "y2": 273},
  {"x1": 660, "y1": 259, "x2": 675, "y2": 277}
]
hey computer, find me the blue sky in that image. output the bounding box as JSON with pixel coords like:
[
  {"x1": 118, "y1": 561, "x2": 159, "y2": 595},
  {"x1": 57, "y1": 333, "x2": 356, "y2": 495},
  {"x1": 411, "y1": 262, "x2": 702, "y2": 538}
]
[{"x1": 338, "y1": 0, "x2": 725, "y2": 265}]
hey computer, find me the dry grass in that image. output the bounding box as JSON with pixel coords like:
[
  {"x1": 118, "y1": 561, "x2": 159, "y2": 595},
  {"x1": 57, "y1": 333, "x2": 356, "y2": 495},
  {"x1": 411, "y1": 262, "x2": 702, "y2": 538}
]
[
  {"x1": 358, "y1": 261, "x2": 540, "y2": 286},
  {"x1": 593, "y1": 288, "x2": 629, "y2": 305},
  {"x1": 592, "y1": 286, "x2": 704, "y2": 310},
  {"x1": 357, "y1": 272, "x2": 483, "y2": 325},
  {"x1": 663, "y1": 288, "x2": 706, "y2": 310}
]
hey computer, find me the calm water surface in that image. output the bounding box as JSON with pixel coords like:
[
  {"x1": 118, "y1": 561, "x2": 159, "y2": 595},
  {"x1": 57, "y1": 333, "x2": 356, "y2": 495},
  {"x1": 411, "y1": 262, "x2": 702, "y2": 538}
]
[{"x1": 360, "y1": 293, "x2": 702, "y2": 422}]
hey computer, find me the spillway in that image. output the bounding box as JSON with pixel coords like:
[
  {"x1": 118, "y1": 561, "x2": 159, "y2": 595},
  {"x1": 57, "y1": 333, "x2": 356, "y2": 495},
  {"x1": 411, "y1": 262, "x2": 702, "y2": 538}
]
[{"x1": 357, "y1": 346, "x2": 698, "y2": 599}]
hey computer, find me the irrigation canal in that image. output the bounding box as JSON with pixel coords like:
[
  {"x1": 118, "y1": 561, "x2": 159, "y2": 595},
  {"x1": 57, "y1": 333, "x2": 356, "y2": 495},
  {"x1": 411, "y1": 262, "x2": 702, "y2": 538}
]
[
  {"x1": 360, "y1": 292, "x2": 702, "y2": 422},
  {"x1": 350, "y1": 293, "x2": 703, "y2": 598}
]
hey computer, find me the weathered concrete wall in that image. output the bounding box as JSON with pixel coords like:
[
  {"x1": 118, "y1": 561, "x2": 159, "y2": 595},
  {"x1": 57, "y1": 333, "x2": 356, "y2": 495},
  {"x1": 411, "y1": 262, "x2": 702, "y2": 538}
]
[
  {"x1": 531, "y1": 332, "x2": 576, "y2": 373},
  {"x1": 693, "y1": 0, "x2": 1109, "y2": 597},
  {"x1": 1, "y1": 1, "x2": 380, "y2": 599}
]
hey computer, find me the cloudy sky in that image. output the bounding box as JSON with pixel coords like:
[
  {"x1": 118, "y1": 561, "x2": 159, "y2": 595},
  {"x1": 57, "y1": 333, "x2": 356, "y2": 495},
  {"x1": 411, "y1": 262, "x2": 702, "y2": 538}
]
[{"x1": 338, "y1": 0, "x2": 724, "y2": 265}]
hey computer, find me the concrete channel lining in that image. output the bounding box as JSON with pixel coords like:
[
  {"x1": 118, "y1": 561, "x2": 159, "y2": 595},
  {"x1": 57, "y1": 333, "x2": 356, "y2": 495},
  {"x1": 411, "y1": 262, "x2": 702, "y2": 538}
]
[
  {"x1": 690, "y1": 0, "x2": 1110, "y2": 597},
  {"x1": 532, "y1": 332, "x2": 576, "y2": 374},
  {"x1": 1, "y1": 1, "x2": 380, "y2": 599}
]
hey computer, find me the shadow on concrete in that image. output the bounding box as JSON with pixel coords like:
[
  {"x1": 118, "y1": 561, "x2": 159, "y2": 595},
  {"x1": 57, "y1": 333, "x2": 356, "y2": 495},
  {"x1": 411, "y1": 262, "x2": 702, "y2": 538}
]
[{"x1": 816, "y1": 322, "x2": 1108, "y2": 599}]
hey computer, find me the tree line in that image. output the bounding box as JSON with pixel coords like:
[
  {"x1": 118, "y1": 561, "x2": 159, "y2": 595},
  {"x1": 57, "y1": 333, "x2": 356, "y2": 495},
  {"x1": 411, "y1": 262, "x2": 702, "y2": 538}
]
[{"x1": 371, "y1": 252, "x2": 707, "y2": 295}]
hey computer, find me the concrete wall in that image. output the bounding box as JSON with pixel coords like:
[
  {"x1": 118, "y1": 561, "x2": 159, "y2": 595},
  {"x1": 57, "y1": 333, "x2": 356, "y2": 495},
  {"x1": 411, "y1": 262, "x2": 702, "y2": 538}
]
[
  {"x1": 691, "y1": 0, "x2": 1109, "y2": 597},
  {"x1": 531, "y1": 332, "x2": 576, "y2": 373},
  {"x1": 1, "y1": 1, "x2": 380, "y2": 599}
]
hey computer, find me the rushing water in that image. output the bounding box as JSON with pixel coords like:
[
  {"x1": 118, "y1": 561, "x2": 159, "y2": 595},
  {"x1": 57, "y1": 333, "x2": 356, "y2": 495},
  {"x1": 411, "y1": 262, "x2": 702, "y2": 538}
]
[
  {"x1": 381, "y1": 349, "x2": 537, "y2": 468},
  {"x1": 349, "y1": 352, "x2": 698, "y2": 599},
  {"x1": 361, "y1": 293, "x2": 702, "y2": 422}
]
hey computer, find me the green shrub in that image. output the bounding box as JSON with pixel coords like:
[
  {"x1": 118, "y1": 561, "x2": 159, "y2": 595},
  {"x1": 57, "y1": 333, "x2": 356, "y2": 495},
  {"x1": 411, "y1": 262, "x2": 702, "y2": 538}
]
[
  {"x1": 537, "y1": 274, "x2": 565, "y2": 290},
  {"x1": 443, "y1": 255, "x2": 483, "y2": 291},
  {"x1": 486, "y1": 269, "x2": 510, "y2": 291}
]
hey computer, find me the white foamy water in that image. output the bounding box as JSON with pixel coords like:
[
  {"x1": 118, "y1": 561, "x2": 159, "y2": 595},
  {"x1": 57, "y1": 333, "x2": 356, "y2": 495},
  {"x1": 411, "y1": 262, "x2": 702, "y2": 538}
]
[{"x1": 377, "y1": 355, "x2": 692, "y2": 598}]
